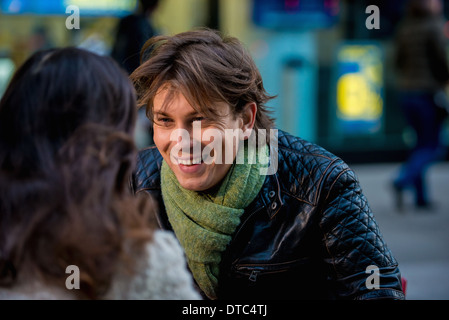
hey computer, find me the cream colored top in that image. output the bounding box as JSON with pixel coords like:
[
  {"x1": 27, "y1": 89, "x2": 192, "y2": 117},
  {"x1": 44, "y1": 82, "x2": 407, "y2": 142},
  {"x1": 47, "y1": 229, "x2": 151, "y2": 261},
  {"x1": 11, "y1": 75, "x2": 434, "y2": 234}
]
[{"x1": 0, "y1": 230, "x2": 201, "y2": 300}]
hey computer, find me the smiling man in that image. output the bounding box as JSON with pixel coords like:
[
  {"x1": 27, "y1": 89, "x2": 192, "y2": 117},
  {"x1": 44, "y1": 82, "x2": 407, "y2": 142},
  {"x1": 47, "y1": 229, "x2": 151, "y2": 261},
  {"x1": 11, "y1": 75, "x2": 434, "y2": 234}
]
[{"x1": 130, "y1": 28, "x2": 405, "y2": 300}]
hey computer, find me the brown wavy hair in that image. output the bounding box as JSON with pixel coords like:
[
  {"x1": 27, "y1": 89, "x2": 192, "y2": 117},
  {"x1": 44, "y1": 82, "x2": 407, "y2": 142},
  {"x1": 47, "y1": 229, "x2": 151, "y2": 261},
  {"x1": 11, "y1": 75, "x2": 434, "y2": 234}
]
[
  {"x1": 130, "y1": 28, "x2": 276, "y2": 143},
  {"x1": 0, "y1": 47, "x2": 156, "y2": 299}
]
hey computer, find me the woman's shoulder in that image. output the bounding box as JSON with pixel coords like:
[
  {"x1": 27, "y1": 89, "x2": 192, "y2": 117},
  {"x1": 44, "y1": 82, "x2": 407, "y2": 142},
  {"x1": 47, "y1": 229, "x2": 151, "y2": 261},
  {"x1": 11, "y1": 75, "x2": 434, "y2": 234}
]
[
  {"x1": 0, "y1": 274, "x2": 75, "y2": 300},
  {"x1": 147, "y1": 230, "x2": 192, "y2": 270},
  {"x1": 106, "y1": 230, "x2": 202, "y2": 300}
]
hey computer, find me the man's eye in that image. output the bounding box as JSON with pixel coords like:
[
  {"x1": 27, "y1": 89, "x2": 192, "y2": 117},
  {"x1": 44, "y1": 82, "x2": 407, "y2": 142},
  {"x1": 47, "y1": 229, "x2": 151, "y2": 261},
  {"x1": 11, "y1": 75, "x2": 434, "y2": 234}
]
[
  {"x1": 192, "y1": 117, "x2": 206, "y2": 123},
  {"x1": 156, "y1": 118, "x2": 172, "y2": 125}
]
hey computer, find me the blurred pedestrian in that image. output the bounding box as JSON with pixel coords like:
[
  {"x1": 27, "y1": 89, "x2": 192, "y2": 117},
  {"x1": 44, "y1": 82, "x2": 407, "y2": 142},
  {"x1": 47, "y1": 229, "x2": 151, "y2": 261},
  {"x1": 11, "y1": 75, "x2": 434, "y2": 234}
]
[
  {"x1": 111, "y1": 0, "x2": 159, "y2": 149},
  {"x1": 392, "y1": 0, "x2": 449, "y2": 210},
  {"x1": 111, "y1": 0, "x2": 159, "y2": 75},
  {"x1": 130, "y1": 28, "x2": 405, "y2": 300},
  {"x1": 0, "y1": 47, "x2": 201, "y2": 300}
]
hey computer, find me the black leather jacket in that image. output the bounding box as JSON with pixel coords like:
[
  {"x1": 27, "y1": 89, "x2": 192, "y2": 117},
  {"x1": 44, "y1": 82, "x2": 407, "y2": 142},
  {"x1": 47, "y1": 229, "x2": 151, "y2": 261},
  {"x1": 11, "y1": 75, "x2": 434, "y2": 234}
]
[{"x1": 132, "y1": 130, "x2": 405, "y2": 300}]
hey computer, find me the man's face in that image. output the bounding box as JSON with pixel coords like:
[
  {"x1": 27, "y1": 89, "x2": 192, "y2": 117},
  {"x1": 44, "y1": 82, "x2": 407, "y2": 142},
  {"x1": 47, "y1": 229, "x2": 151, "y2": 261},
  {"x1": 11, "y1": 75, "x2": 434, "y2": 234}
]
[{"x1": 152, "y1": 89, "x2": 245, "y2": 191}]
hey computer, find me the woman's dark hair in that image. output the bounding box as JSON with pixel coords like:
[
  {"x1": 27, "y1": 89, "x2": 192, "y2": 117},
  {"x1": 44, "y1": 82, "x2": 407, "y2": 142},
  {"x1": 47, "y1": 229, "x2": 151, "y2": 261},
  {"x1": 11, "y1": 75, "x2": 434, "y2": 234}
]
[
  {"x1": 0, "y1": 47, "x2": 155, "y2": 299},
  {"x1": 130, "y1": 28, "x2": 276, "y2": 143}
]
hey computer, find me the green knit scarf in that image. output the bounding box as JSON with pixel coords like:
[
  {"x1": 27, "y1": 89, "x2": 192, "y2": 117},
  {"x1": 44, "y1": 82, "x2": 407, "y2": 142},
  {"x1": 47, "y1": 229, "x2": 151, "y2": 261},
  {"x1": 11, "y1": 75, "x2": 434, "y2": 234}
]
[{"x1": 161, "y1": 143, "x2": 268, "y2": 299}]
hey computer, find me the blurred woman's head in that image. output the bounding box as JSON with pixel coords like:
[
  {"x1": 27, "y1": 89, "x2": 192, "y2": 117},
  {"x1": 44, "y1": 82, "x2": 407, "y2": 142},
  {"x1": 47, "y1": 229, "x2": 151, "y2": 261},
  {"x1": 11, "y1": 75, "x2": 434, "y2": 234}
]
[
  {"x1": 0, "y1": 47, "x2": 153, "y2": 299},
  {"x1": 0, "y1": 47, "x2": 136, "y2": 176}
]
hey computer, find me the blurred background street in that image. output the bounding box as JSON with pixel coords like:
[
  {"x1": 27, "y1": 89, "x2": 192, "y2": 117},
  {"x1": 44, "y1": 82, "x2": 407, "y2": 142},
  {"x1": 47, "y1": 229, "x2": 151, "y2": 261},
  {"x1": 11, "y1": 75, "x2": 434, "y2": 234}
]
[{"x1": 352, "y1": 161, "x2": 449, "y2": 300}]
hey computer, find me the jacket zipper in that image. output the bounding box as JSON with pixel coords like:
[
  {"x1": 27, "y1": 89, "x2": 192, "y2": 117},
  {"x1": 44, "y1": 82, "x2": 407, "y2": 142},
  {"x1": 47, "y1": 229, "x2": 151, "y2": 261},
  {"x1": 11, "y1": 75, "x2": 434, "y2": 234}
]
[
  {"x1": 235, "y1": 258, "x2": 309, "y2": 283},
  {"x1": 248, "y1": 270, "x2": 260, "y2": 282}
]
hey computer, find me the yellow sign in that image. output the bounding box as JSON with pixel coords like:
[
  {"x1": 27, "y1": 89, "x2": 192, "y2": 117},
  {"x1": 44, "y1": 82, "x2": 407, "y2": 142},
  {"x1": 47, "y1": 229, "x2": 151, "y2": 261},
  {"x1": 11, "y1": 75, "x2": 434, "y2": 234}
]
[
  {"x1": 337, "y1": 73, "x2": 382, "y2": 119},
  {"x1": 64, "y1": 0, "x2": 137, "y2": 12},
  {"x1": 336, "y1": 44, "x2": 383, "y2": 133}
]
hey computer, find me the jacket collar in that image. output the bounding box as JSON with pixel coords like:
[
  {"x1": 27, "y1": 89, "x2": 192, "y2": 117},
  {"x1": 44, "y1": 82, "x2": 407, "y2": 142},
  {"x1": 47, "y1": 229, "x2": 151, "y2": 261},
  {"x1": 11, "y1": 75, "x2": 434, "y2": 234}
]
[{"x1": 249, "y1": 171, "x2": 283, "y2": 220}]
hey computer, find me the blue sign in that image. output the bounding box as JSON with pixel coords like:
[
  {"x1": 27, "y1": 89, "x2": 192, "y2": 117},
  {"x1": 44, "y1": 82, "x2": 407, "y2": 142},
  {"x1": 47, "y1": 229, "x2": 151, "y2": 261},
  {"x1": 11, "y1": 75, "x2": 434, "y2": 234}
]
[
  {"x1": 252, "y1": 0, "x2": 340, "y2": 30},
  {"x1": 0, "y1": 0, "x2": 137, "y2": 16}
]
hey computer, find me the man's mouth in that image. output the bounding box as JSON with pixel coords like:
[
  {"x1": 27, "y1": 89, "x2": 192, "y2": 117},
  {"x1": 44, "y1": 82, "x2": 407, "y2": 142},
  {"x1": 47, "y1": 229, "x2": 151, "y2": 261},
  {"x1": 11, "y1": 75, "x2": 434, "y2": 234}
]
[
  {"x1": 176, "y1": 157, "x2": 202, "y2": 166},
  {"x1": 172, "y1": 151, "x2": 204, "y2": 165}
]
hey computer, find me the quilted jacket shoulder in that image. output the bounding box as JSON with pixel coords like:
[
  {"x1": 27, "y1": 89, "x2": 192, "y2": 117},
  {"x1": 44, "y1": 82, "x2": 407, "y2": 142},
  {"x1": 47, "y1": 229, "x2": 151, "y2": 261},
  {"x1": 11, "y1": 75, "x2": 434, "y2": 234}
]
[{"x1": 133, "y1": 145, "x2": 163, "y2": 194}]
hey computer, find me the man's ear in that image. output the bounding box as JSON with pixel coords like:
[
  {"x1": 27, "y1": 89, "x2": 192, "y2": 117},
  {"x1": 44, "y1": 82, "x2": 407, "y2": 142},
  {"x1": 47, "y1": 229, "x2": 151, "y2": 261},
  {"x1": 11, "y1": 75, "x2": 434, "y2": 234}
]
[{"x1": 240, "y1": 102, "x2": 257, "y2": 140}]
